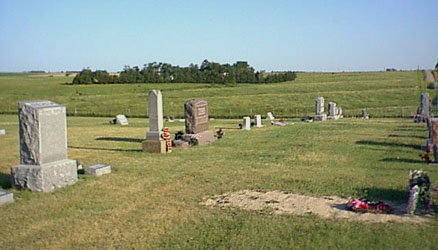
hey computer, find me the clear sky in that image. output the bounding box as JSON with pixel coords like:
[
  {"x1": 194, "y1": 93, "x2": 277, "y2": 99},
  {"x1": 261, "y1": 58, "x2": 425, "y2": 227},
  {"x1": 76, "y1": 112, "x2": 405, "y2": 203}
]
[{"x1": 0, "y1": 0, "x2": 437, "y2": 72}]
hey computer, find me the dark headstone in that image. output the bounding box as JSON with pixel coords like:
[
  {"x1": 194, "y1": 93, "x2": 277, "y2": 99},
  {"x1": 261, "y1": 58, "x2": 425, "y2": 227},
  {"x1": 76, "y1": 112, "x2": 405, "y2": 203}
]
[{"x1": 184, "y1": 100, "x2": 209, "y2": 134}]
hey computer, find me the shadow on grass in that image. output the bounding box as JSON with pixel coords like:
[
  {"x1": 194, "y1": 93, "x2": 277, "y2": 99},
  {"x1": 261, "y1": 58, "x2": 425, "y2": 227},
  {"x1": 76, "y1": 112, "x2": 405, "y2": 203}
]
[
  {"x1": 69, "y1": 146, "x2": 141, "y2": 152},
  {"x1": 95, "y1": 137, "x2": 143, "y2": 143},
  {"x1": 355, "y1": 140, "x2": 422, "y2": 150},
  {"x1": 0, "y1": 172, "x2": 11, "y2": 189},
  {"x1": 393, "y1": 128, "x2": 425, "y2": 132},
  {"x1": 381, "y1": 158, "x2": 425, "y2": 164},
  {"x1": 357, "y1": 187, "x2": 409, "y2": 202},
  {"x1": 388, "y1": 134, "x2": 427, "y2": 139}
]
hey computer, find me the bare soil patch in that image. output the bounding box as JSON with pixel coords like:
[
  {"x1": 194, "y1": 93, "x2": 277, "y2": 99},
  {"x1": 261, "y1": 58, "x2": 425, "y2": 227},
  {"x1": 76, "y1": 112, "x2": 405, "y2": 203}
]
[{"x1": 202, "y1": 190, "x2": 430, "y2": 224}]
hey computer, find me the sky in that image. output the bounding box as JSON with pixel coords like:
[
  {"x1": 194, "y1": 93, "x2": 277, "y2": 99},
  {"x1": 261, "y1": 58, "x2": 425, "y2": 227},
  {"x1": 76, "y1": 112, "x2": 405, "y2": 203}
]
[{"x1": 0, "y1": 0, "x2": 437, "y2": 72}]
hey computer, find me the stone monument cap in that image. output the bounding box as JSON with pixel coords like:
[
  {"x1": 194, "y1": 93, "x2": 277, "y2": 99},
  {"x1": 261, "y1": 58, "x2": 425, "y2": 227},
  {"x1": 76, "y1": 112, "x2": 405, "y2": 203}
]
[{"x1": 20, "y1": 100, "x2": 63, "y2": 110}]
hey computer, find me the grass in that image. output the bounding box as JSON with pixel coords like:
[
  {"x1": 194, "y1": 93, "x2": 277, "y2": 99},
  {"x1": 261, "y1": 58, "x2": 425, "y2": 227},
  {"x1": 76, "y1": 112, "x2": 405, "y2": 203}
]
[
  {"x1": 0, "y1": 115, "x2": 437, "y2": 249},
  {"x1": 0, "y1": 71, "x2": 430, "y2": 118}
]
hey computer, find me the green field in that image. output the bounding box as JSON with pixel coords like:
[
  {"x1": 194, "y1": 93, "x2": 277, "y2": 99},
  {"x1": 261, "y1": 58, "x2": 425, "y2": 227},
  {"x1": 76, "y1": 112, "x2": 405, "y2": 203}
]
[
  {"x1": 0, "y1": 115, "x2": 437, "y2": 249},
  {"x1": 1, "y1": 71, "x2": 437, "y2": 249},
  {"x1": 0, "y1": 71, "x2": 430, "y2": 118}
]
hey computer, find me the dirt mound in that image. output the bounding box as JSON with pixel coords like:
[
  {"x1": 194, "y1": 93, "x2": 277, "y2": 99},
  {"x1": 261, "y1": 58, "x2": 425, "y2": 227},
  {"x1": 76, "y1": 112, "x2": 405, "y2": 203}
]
[{"x1": 202, "y1": 190, "x2": 429, "y2": 224}]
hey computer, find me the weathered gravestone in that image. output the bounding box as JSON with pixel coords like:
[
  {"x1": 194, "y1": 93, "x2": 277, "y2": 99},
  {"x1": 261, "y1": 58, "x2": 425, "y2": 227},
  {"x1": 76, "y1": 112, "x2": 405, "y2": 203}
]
[
  {"x1": 425, "y1": 70, "x2": 436, "y2": 82},
  {"x1": 0, "y1": 190, "x2": 14, "y2": 206},
  {"x1": 0, "y1": 129, "x2": 5, "y2": 135},
  {"x1": 428, "y1": 118, "x2": 438, "y2": 163},
  {"x1": 327, "y1": 102, "x2": 342, "y2": 120},
  {"x1": 266, "y1": 112, "x2": 275, "y2": 122},
  {"x1": 84, "y1": 164, "x2": 111, "y2": 176},
  {"x1": 11, "y1": 100, "x2": 77, "y2": 192},
  {"x1": 242, "y1": 117, "x2": 251, "y2": 130},
  {"x1": 314, "y1": 97, "x2": 327, "y2": 121},
  {"x1": 183, "y1": 100, "x2": 216, "y2": 145},
  {"x1": 116, "y1": 114, "x2": 129, "y2": 126},
  {"x1": 254, "y1": 115, "x2": 263, "y2": 128},
  {"x1": 417, "y1": 92, "x2": 431, "y2": 123},
  {"x1": 143, "y1": 90, "x2": 166, "y2": 153},
  {"x1": 361, "y1": 109, "x2": 369, "y2": 119}
]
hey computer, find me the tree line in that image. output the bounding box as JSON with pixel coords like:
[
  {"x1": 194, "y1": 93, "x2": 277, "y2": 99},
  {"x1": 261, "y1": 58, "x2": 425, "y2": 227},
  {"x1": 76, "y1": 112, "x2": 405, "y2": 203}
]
[{"x1": 71, "y1": 60, "x2": 296, "y2": 84}]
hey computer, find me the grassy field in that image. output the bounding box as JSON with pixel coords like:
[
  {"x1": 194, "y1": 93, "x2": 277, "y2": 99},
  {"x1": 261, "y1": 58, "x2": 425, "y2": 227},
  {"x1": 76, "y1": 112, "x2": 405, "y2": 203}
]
[
  {"x1": 0, "y1": 115, "x2": 437, "y2": 249},
  {"x1": 0, "y1": 71, "x2": 430, "y2": 118}
]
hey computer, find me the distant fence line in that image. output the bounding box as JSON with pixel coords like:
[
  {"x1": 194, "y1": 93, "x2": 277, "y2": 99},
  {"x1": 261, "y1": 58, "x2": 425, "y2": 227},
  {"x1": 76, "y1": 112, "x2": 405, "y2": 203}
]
[{"x1": 0, "y1": 106, "x2": 420, "y2": 119}]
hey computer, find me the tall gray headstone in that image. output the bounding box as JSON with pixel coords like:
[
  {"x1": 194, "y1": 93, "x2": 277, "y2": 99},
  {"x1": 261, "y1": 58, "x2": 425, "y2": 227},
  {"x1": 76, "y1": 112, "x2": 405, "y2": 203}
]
[
  {"x1": 361, "y1": 109, "x2": 369, "y2": 119},
  {"x1": 143, "y1": 90, "x2": 166, "y2": 153},
  {"x1": 11, "y1": 100, "x2": 77, "y2": 192},
  {"x1": 419, "y1": 92, "x2": 430, "y2": 122},
  {"x1": 314, "y1": 97, "x2": 327, "y2": 121},
  {"x1": 146, "y1": 90, "x2": 163, "y2": 140}
]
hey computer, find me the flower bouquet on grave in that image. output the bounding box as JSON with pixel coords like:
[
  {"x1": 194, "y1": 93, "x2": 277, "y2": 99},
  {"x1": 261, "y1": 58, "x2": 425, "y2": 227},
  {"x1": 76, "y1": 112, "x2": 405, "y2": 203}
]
[
  {"x1": 346, "y1": 198, "x2": 392, "y2": 214},
  {"x1": 407, "y1": 170, "x2": 432, "y2": 215},
  {"x1": 162, "y1": 127, "x2": 172, "y2": 153},
  {"x1": 215, "y1": 128, "x2": 224, "y2": 139},
  {"x1": 419, "y1": 149, "x2": 431, "y2": 164}
]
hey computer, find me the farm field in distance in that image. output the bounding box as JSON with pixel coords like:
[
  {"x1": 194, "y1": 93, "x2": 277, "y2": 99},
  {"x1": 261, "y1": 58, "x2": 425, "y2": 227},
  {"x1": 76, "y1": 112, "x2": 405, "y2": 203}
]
[
  {"x1": 1, "y1": 71, "x2": 437, "y2": 249},
  {"x1": 0, "y1": 71, "x2": 429, "y2": 118}
]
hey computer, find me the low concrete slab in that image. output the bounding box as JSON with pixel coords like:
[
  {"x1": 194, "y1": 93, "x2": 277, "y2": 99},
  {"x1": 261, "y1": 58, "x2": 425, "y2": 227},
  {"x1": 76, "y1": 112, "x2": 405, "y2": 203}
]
[
  {"x1": 0, "y1": 190, "x2": 14, "y2": 205},
  {"x1": 84, "y1": 164, "x2": 111, "y2": 176}
]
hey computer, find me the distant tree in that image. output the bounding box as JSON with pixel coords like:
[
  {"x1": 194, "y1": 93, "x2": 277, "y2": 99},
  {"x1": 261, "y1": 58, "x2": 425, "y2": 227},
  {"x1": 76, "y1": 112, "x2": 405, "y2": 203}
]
[{"x1": 71, "y1": 61, "x2": 297, "y2": 84}]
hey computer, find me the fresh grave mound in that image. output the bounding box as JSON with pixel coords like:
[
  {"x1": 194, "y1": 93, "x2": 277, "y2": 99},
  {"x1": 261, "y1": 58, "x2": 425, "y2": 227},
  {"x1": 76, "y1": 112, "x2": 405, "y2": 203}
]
[{"x1": 202, "y1": 190, "x2": 429, "y2": 224}]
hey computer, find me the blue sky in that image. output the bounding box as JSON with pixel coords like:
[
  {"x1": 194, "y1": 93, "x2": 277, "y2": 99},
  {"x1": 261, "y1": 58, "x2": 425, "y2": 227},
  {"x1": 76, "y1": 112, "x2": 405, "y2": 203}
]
[{"x1": 0, "y1": 0, "x2": 437, "y2": 72}]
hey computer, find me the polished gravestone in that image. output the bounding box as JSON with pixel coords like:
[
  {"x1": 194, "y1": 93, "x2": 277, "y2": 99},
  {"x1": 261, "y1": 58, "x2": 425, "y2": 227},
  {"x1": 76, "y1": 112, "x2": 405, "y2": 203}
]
[{"x1": 183, "y1": 100, "x2": 216, "y2": 146}]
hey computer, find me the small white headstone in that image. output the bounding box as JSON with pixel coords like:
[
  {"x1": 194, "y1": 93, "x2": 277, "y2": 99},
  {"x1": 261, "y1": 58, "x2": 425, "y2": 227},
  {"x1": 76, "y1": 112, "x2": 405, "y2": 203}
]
[
  {"x1": 254, "y1": 115, "x2": 262, "y2": 128},
  {"x1": 242, "y1": 117, "x2": 251, "y2": 130},
  {"x1": 0, "y1": 129, "x2": 5, "y2": 135},
  {"x1": 116, "y1": 114, "x2": 129, "y2": 126},
  {"x1": 0, "y1": 190, "x2": 14, "y2": 205},
  {"x1": 84, "y1": 164, "x2": 111, "y2": 176},
  {"x1": 266, "y1": 112, "x2": 275, "y2": 121}
]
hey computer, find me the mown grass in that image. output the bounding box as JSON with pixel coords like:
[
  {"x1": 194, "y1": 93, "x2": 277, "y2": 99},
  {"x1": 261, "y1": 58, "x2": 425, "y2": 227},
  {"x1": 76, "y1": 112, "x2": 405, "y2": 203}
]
[
  {"x1": 0, "y1": 115, "x2": 437, "y2": 249},
  {"x1": 0, "y1": 71, "x2": 429, "y2": 118}
]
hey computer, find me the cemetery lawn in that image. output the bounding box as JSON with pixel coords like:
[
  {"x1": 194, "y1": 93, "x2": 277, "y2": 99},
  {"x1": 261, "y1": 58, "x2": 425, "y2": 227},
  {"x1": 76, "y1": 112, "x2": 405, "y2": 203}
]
[
  {"x1": 1, "y1": 115, "x2": 437, "y2": 249},
  {"x1": 0, "y1": 70, "x2": 429, "y2": 118}
]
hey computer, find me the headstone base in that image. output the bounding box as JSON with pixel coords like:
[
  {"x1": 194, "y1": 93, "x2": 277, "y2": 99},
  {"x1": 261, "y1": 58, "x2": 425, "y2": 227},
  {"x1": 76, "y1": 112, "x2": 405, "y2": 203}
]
[
  {"x1": 142, "y1": 140, "x2": 166, "y2": 153},
  {"x1": 314, "y1": 114, "x2": 327, "y2": 121},
  {"x1": 84, "y1": 164, "x2": 111, "y2": 176},
  {"x1": 327, "y1": 115, "x2": 341, "y2": 120},
  {"x1": 173, "y1": 139, "x2": 190, "y2": 148},
  {"x1": 0, "y1": 190, "x2": 14, "y2": 205},
  {"x1": 11, "y1": 159, "x2": 78, "y2": 192},
  {"x1": 183, "y1": 130, "x2": 217, "y2": 146}
]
